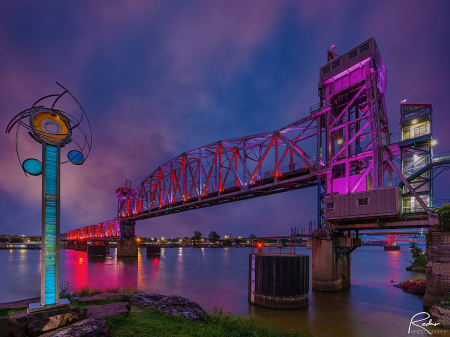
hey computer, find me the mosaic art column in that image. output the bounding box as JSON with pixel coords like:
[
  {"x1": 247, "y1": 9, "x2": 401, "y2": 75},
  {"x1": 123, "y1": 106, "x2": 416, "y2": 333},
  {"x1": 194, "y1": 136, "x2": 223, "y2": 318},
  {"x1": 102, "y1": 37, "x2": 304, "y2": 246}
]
[{"x1": 41, "y1": 143, "x2": 60, "y2": 306}]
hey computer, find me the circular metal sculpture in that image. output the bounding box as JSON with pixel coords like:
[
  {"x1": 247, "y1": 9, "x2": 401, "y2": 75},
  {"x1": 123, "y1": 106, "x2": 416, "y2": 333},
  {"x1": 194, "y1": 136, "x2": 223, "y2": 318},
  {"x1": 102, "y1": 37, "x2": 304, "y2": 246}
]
[{"x1": 5, "y1": 82, "x2": 92, "y2": 310}]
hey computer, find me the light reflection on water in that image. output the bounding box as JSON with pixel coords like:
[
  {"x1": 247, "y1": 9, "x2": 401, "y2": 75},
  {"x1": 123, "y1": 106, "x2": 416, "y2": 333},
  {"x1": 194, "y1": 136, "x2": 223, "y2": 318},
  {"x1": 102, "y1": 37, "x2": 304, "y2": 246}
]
[{"x1": 1, "y1": 244, "x2": 429, "y2": 336}]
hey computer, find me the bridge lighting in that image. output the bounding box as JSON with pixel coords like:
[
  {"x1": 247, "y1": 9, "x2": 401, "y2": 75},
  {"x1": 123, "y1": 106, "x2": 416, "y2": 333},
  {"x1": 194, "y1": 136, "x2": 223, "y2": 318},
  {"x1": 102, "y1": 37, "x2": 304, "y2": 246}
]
[
  {"x1": 432, "y1": 140, "x2": 437, "y2": 146},
  {"x1": 337, "y1": 138, "x2": 344, "y2": 145},
  {"x1": 412, "y1": 119, "x2": 418, "y2": 124},
  {"x1": 401, "y1": 99, "x2": 407, "y2": 104}
]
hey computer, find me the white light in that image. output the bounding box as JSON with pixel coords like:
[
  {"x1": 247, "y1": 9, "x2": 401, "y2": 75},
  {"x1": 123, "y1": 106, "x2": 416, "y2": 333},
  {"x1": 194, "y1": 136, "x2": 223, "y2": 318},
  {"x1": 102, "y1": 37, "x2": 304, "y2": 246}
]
[
  {"x1": 337, "y1": 138, "x2": 344, "y2": 145},
  {"x1": 432, "y1": 140, "x2": 437, "y2": 146},
  {"x1": 412, "y1": 119, "x2": 418, "y2": 124},
  {"x1": 401, "y1": 99, "x2": 407, "y2": 104},
  {"x1": 413, "y1": 155, "x2": 419, "y2": 161}
]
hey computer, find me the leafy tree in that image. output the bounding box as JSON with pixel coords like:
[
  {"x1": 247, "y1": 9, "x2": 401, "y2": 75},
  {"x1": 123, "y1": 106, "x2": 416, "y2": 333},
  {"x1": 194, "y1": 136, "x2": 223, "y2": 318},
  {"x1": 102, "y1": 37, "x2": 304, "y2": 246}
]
[
  {"x1": 10, "y1": 237, "x2": 22, "y2": 243},
  {"x1": 0, "y1": 235, "x2": 7, "y2": 243},
  {"x1": 208, "y1": 231, "x2": 220, "y2": 243},
  {"x1": 191, "y1": 231, "x2": 203, "y2": 247},
  {"x1": 223, "y1": 240, "x2": 232, "y2": 247},
  {"x1": 249, "y1": 234, "x2": 256, "y2": 238},
  {"x1": 409, "y1": 242, "x2": 426, "y2": 268}
]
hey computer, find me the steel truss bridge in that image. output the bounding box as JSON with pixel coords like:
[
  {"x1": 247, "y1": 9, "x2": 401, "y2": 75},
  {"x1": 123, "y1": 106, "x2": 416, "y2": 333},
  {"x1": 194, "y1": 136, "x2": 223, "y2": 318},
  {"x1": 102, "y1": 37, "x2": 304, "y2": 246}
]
[{"x1": 68, "y1": 38, "x2": 449, "y2": 241}]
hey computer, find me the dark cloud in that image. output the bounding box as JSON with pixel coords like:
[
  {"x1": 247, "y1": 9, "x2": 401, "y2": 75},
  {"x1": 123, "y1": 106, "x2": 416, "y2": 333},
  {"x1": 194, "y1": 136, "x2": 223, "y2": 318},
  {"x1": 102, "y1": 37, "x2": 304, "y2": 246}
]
[{"x1": 1, "y1": 0, "x2": 449, "y2": 238}]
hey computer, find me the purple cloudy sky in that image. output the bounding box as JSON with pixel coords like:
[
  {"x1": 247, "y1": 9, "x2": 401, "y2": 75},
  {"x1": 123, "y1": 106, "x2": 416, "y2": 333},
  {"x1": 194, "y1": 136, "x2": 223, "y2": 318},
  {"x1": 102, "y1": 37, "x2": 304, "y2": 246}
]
[{"x1": 1, "y1": 1, "x2": 449, "y2": 239}]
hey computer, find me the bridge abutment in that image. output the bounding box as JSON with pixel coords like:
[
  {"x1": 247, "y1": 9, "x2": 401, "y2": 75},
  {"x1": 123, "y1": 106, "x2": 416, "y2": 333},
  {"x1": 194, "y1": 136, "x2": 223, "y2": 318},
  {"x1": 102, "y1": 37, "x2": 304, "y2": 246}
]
[
  {"x1": 423, "y1": 230, "x2": 450, "y2": 309},
  {"x1": 312, "y1": 236, "x2": 360, "y2": 291},
  {"x1": 117, "y1": 239, "x2": 138, "y2": 257}
]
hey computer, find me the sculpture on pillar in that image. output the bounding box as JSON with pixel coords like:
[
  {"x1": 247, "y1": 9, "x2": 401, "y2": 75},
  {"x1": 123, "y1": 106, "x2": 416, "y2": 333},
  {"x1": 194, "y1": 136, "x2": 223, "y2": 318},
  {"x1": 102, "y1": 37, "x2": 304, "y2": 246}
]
[{"x1": 5, "y1": 82, "x2": 92, "y2": 310}]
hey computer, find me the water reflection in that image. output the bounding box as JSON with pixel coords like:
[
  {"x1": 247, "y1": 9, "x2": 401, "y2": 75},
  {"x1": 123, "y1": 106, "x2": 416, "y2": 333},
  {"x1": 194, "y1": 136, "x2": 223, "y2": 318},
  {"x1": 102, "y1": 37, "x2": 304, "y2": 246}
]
[{"x1": 1, "y1": 244, "x2": 427, "y2": 336}]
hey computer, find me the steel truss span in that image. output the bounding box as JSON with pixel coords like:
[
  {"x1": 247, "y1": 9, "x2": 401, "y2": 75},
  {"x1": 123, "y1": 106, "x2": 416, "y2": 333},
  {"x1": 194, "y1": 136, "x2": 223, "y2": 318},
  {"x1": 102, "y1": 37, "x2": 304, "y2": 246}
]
[
  {"x1": 117, "y1": 114, "x2": 322, "y2": 221},
  {"x1": 68, "y1": 219, "x2": 120, "y2": 240}
]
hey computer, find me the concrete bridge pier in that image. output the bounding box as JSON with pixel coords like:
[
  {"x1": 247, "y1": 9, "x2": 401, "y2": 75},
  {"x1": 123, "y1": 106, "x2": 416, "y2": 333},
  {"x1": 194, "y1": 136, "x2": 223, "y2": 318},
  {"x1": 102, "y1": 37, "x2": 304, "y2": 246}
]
[
  {"x1": 423, "y1": 230, "x2": 450, "y2": 309},
  {"x1": 66, "y1": 240, "x2": 75, "y2": 250},
  {"x1": 117, "y1": 239, "x2": 138, "y2": 257},
  {"x1": 75, "y1": 239, "x2": 87, "y2": 251},
  {"x1": 312, "y1": 235, "x2": 361, "y2": 291},
  {"x1": 91, "y1": 240, "x2": 110, "y2": 253}
]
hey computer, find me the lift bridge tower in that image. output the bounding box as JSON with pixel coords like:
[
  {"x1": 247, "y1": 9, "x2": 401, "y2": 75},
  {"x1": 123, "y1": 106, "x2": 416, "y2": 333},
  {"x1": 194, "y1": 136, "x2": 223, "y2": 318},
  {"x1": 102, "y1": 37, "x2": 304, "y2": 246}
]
[{"x1": 312, "y1": 38, "x2": 389, "y2": 216}]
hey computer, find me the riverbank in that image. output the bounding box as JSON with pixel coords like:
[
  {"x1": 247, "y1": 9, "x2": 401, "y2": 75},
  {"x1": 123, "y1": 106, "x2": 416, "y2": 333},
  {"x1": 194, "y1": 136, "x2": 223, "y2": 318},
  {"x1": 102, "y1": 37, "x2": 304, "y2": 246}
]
[{"x1": 0, "y1": 288, "x2": 311, "y2": 336}]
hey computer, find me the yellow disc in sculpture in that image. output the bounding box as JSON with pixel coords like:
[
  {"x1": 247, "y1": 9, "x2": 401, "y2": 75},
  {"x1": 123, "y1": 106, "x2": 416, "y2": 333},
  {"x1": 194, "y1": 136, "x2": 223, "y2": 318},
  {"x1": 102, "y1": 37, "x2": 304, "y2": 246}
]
[{"x1": 31, "y1": 110, "x2": 70, "y2": 144}]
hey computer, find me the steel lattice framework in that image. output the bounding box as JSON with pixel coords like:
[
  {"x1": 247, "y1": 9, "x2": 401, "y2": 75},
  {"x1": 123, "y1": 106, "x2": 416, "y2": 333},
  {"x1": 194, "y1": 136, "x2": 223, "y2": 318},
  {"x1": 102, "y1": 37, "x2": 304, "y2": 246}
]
[
  {"x1": 68, "y1": 37, "x2": 437, "y2": 239},
  {"x1": 68, "y1": 219, "x2": 120, "y2": 240}
]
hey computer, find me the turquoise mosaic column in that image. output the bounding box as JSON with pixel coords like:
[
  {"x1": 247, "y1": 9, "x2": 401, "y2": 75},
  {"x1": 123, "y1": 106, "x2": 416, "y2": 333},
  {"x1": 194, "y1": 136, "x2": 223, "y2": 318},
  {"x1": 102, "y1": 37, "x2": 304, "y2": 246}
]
[{"x1": 41, "y1": 143, "x2": 60, "y2": 306}]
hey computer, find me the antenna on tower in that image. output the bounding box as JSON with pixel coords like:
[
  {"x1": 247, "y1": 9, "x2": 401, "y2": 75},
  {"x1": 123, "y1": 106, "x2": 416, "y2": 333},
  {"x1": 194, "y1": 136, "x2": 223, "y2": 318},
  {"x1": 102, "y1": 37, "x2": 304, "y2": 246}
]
[{"x1": 327, "y1": 44, "x2": 338, "y2": 62}]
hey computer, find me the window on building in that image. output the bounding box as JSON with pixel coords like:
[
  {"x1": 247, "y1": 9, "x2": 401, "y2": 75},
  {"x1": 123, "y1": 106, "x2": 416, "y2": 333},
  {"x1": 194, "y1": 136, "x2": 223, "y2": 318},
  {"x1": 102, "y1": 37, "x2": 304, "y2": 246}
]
[
  {"x1": 360, "y1": 43, "x2": 369, "y2": 53},
  {"x1": 358, "y1": 198, "x2": 369, "y2": 206},
  {"x1": 349, "y1": 50, "x2": 358, "y2": 60},
  {"x1": 323, "y1": 66, "x2": 331, "y2": 75},
  {"x1": 326, "y1": 202, "x2": 335, "y2": 211},
  {"x1": 332, "y1": 59, "x2": 341, "y2": 69}
]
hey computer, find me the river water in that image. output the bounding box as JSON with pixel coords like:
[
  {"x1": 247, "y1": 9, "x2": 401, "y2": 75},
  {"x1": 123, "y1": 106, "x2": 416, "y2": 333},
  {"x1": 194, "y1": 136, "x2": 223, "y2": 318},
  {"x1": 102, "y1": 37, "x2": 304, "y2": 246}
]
[{"x1": 1, "y1": 244, "x2": 433, "y2": 336}]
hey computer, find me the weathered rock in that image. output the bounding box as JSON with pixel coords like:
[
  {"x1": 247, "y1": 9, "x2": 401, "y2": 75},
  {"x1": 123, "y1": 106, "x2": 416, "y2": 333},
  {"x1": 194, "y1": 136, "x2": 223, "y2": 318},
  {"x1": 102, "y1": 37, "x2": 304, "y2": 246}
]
[
  {"x1": 8, "y1": 310, "x2": 30, "y2": 336},
  {"x1": 76, "y1": 293, "x2": 128, "y2": 304},
  {"x1": 70, "y1": 306, "x2": 80, "y2": 314},
  {"x1": 0, "y1": 298, "x2": 40, "y2": 310},
  {"x1": 39, "y1": 319, "x2": 110, "y2": 337},
  {"x1": 27, "y1": 312, "x2": 82, "y2": 336},
  {"x1": 128, "y1": 291, "x2": 165, "y2": 308},
  {"x1": 406, "y1": 265, "x2": 426, "y2": 273},
  {"x1": 429, "y1": 304, "x2": 450, "y2": 328},
  {"x1": 0, "y1": 316, "x2": 26, "y2": 337},
  {"x1": 157, "y1": 296, "x2": 206, "y2": 321},
  {"x1": 83, "y1": 302, "x2": 130, "y2": 319}
]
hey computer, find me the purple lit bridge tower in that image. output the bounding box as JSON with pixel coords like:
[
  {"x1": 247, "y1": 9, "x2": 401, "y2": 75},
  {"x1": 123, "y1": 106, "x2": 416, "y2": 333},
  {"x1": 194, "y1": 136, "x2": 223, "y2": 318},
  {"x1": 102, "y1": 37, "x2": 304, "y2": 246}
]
[{"x1": 68, "y1": 38, "x2": 450, "y2": 307}]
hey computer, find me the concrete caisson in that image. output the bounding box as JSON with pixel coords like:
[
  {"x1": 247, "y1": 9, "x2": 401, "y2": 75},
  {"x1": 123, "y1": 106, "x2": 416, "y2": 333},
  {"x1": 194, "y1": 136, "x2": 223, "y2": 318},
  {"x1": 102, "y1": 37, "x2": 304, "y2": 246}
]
[
  {"x1": 117, "y1": 239, "x2": 138, "y2": 257},
  {"x1": 248, "y1": 253, "x2": 309, "y2": 309},
  {"x1": 87, "y1": 245, "x2": 106, "y2": 259},
  {"x1": 312, "y1": 236, "x2": 360, "y2": 291},
  {"x1": 146, "y1": 245, "x2": 161, "y2": 256},
  {"x1": 423, "y1": 231, "x2": 450, "y2": 309}
]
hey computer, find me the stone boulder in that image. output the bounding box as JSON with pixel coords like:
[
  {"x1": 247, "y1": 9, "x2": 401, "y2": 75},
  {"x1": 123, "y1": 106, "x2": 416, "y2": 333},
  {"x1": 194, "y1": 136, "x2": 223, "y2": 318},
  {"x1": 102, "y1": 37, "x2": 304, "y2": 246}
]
[
  {"x1": 156, "y1": 296, "x2": 206, "y2": 321},
  {"x1": 83, "y1": 302, "x2": 130, "y2": 319},
  {"x1": 0, "y1": 298, "x2": 40, "y2": 310},
  {"x1": 76, "y1": 293, "x2": 128, "y2": 303},
  {"x1": 0, "y1": 316, "x2": 26, "y2": 337},
  {"x1": 39, "y1": 319, "x2": 110, "y2": 337},
  {"x1": 27, "y1": 312, "x2": 82, "y2": 336},
  {"x1": 128, "y1": 291, "x2": 165, "y2": 308},
  {"x1": 429, "y1": 305, "x2": 450, "y2": 328}
]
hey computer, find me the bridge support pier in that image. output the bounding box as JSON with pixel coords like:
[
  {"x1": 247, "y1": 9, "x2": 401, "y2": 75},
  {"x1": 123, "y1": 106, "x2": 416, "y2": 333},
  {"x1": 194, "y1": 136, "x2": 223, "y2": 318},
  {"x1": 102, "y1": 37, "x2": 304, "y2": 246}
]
[
  {"x1": 312, "y1": 236, "x2": 361, "y2": 291},
  {"x1": 75, "y1": 240, "x2": 87, "y2": 251},
  {"x1": 117, "y1": 239, "x2": 138, "y2": 257},
  {"x1": 423, "y1": 231, "x2": 450, "y2": 309},
  {"x1": 91, "y1": 240, "x2": 110, "y2": 253},
  {"x1": 66, "y1": 240, "x2": 75, "y2": 250}
]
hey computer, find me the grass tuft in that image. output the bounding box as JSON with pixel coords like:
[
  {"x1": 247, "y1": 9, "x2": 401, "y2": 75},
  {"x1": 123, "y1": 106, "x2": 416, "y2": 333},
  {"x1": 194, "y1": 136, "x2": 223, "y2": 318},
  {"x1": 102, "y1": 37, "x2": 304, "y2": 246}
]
[{"x1": 106, "y1": 306, "x2": 311, "y2": 337}]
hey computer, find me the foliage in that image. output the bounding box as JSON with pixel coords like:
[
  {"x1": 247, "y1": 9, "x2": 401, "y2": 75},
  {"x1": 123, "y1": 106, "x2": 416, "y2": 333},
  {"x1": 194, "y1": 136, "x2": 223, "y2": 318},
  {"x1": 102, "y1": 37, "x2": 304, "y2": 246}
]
[
  {"x1": 107, "y1": 306, "x2": 311, "y2": 337},
  {"x1": 409, "y1": 242, "x2": 426, "y2": 268},
  {"x1": 249, "y1": 234, "x2": 256, "y2": 238},
  {"x1": 437, "y1": 204, "x2": 450, "y2": 230},
  {"x1": 208, "y1": 231, "x2": 220, "y2": 243},
  {"x1": 406, "y1": 276, "x2": 425, "y2": 281},
  {"x1": 0, "y1": 308, "x2": 24, "y2": 317},
  {"x1": 435, "y1": 292, "x2": 450, "y2": 309},
  {"x1": 60, "y1": 281, "x2": 75, "y2": 300},
  {"x1": 223, "y1": 240, "x2": 232, "y2": 247},
  {"x1": 191, "y1": 231, "x2": 203, "y2": 246},
  {"x1": 10, "y1": 237, "x2": 22, "y2": 243},
  {"x1": 0, "y1": 235, "x2": 7, "y2": 243}
]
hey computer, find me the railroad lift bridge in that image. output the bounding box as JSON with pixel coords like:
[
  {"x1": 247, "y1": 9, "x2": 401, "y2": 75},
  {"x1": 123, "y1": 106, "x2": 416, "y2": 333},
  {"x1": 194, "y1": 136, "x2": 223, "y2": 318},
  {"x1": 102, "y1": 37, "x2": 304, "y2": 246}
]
[{"x1": 67, "y1": 38, "x2": 450, "y2": 306}]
